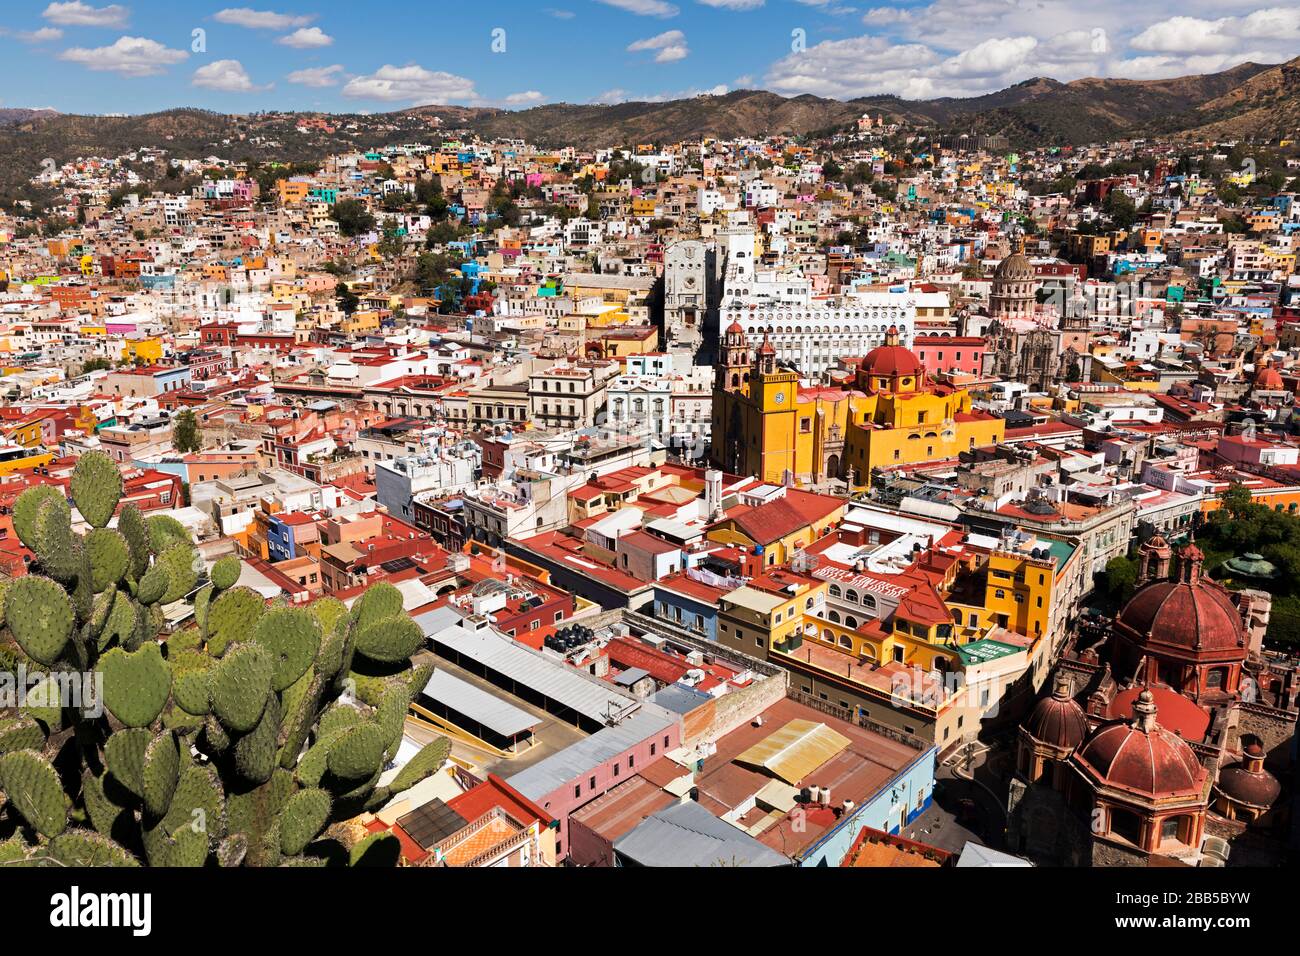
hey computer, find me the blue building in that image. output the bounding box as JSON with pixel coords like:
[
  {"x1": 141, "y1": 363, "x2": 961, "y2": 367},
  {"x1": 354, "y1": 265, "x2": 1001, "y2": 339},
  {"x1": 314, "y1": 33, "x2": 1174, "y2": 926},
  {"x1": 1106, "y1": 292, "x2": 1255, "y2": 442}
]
[{"x1": 651, "y1": 579, "x2": 720, "y2": 642}]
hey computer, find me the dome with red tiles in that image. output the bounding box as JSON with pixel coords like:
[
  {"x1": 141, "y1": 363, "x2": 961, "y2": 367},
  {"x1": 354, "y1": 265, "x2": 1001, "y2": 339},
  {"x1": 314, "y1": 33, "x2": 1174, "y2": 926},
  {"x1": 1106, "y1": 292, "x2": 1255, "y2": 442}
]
[
  {"x1": 1023, "y1": 674, "x2": 1088, "y2": 751},
  {"x1": 1114, "y1": 545, "x2": 1246, "y2": 661},
  {"x1": 1254, "y1": 360, "x2": 1283, "y2": 391},
  {"x1": 1073, "y1": 691, "x2": 1206, "y2": 799},
  {"x1": 860, "y1": 326, "x2": 923, "y2": 382},
  {"x1": 1215, "y1": 741, "x2": 1281, "y2": 811}
]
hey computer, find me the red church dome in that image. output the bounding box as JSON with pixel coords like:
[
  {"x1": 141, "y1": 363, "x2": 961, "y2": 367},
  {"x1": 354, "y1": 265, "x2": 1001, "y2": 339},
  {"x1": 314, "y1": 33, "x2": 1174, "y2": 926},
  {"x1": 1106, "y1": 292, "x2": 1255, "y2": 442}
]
[
  {"x1": 1115, "y1": 543, "x2": 1245, "y2": 661},
  {"x1": 1215, "y1": 740, "x2": 1281, "y2": 810},
  {"x1": 1254, "y1": 360, "x2": 1283, "y2": 391},
  {"x1": 1074, "y1": 691, "x2": 1206, "y2": 798},
  {"x1": 1114, "y1": 579, "x2": 1245, "y2": 658},
  {"x1": 860, "y1": 326, "x2": 922, "y2": 379},
  {"x1": 1023, "y1": 674, "x2": 1088, "y2": 750}
]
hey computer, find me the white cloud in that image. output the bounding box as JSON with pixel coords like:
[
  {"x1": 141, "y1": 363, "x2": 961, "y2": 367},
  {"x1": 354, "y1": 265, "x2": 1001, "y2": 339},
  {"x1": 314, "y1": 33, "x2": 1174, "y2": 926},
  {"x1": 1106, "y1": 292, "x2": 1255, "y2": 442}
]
[
  {"x1": 43, "y1": 2, "x2": 128, "y2": 27},
  {"x1": 505, "y1": 90, "x2": 545, "y2": 104},
  {"x1": 697, "y1": 0, "x2": 764, "y2": 9},
  {"x1": 940, "y1": 35, "x2": 1038, "y2": 78},
  {"x1": 3, "y1": 27, "x2": 64, "y2": 43},
  {"x1": 594, "y1": 0, "x2": 679, "y2": 17},
  {"x1": 212, "y1": 8, "x2": 314, "y2": 30},
  {"x1": 1131, "y1": 16, "x2": 1237, "y2": 53},
  {"x1": 1114, "y1": 50, "x2": 1276, "y2": 80},
  {"x1": 341, "y1": 64, "x2": 478, "y2": 104},
  {"x1": 59, "y1": 35, "x2": 187, "y2": 77},
  {"x1": 628, "y1": 29, "x2": 689, "y2": 62},
  {"x1": 287, "y1": 64, "x2": 345, "y2": 87},
  {"x1": 277, "y1": 26, "x2": 332, "y2": 48},
  {"x1": 193, "y1": 59, "x2": 269, "y2": 92},
  {"x1": 1133, "y1": 9, "x2": 1300, "y2": 53}
]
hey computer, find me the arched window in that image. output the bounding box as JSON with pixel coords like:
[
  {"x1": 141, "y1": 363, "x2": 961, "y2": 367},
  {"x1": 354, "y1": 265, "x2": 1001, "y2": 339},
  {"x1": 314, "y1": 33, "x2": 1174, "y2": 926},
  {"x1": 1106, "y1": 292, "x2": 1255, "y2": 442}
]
[
  {"x1": 845, "y1": 588, "x2": 858, "y2": 604},
  {"x1": 838, "y1": 635, "x2": 853, "y2": 649},
  {"x1": 828, "y1": 584, "x2": 842, "y2": 599}
]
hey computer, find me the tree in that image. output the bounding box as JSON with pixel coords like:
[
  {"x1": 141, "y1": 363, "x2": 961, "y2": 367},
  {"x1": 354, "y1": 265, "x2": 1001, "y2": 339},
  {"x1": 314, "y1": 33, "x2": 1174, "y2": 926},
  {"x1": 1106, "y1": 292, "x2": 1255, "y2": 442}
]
[
  {"x1": 335, "y1": 282, "x2": 360, "y2": 316},
  {"x1": 1220, "y1": 481, "x2": 1253, "y2": 518},
  {"x1": 330, "y1": 199, "x2": 376, "y2": 238},
  {"x1": 172, "y1": 409, "x2": 201, "y2": 453},
  {"x1": 0, "y1": 452, "x2": 451, "y2": 866},
  {"x1": 1103, "y1": 555, "x2": 1138, "y2": 606}
]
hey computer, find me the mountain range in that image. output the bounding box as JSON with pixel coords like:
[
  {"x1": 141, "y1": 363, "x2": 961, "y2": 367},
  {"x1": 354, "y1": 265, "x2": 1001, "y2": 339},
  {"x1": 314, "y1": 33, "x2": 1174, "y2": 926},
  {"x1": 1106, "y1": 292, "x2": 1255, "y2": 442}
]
[{"x1": 1, "y1": 57, "x2": 1296, "y2": 194}]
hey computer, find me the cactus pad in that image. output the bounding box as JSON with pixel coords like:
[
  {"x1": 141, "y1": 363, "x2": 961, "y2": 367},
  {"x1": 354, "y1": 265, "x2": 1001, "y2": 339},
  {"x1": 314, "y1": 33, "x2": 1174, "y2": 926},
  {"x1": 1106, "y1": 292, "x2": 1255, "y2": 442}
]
[
  {"x1": 98, "y1": 591, "x2": 138, "y2": 650},
  {"x1": 46, "y1": 830, "x2": 140, "y2": 867},
  {"x1": 308, "y1": 596, "x2": 347, "y2": 635},
  {"x1": 118, "y1": 504, "x2": 151, "y2": 581},
  {"x1": 6, "y1": 574, "x2": 74, "y2": 665},
  {"x1": 99, "y1": 643, "x2": 171, "y2": 728},
  {"x1": 86, "y1": 528, "x2": 130, "y2": 592},
  {"x1": 209, "y1": 642, "x2": 273, "y2": 733},
  {"x1": 326, "y1": 722, "x2": 388, "y2": 781},
  {"x1": 0, "y1": 716, "x2": 47, "y2": 754},
  {"x1": 161, "y1": 763, "x2": 225, "y2": 846},
  {"x1": 252, "y1": 607, "x2": 322, "y2": 692},
  {"x1": 142, "y1": 731, "x2": 180, "y2": 818},
  {"x1": 0, "y1": 750, "x2": 68, "y2": 837},
  {"x1": 104, "y1": 727, "x2": 152, "y2": 798},
  {"x1": 69, "y1": 451, "x2": 124, "y2": 529},
  {"x1": 206, "y1": 586, "x2": 266, "y2": 657},
  {"x1": 352, "y1": 581, "x2": 405, "y2": 630},
  {"x1": 233, "y1": 692, "x2": 281, "y2": 784},
  {"x1": 12, "y1": 485, "x2": 65, "y2": 552},
  {"x1": 389, "y1": 737, "x2": 452, "y2": 795},
  {"x1": 135, "y1": 561, "x2": 170, "y2": 606},
  {"x1": 355, "y1": 616, "x2": 424, "y2": 663},
  {"x1": 279, "y1": 788, "x2": 331, "y2": 857},
  {"x1": 146, "y1": 513, "x2": 191, "y2": 553},
  {"x1": 170, "y1": 652, "x2": 214, "y2": 716},
  {"x1": 210, "y1": 555, "x2": 241, "y2": 591},
  {"x1": 157, "y1": 542, "x2": 200, "y2": 605}
]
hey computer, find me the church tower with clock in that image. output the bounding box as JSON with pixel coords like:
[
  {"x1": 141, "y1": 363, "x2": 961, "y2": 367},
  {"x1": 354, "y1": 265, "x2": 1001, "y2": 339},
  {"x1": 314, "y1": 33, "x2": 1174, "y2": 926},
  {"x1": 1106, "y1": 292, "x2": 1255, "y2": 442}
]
[{"x1": 709, "y1": 331, "x2": 800, "y2": 483}]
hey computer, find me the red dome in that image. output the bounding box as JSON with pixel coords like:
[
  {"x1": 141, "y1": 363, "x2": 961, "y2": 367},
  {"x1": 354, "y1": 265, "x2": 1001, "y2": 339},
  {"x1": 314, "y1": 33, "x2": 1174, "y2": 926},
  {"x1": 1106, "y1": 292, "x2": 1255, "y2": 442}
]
[
  {"x1": 861, "y1": 333, "x2": 923, "y2": 378},
  {"x1": 726, "y1": 319, "x2": 745, "y2": 335},
  {"x1": 1074, "y1": 692, "x2": 1205, "y2": 798},
  {"x1": 1114, "y1": 579, "x2": 1245, "y2": 660},
  {"x1": 1216, "y1": 761, "x2": 1281, "y2": 810},
  {"x1": 1255, "y1": 361, "x2": 1283, "y2": 390},
  {"x1": 1023, "y1": 676, "x2": 1088, "y2": 750}
]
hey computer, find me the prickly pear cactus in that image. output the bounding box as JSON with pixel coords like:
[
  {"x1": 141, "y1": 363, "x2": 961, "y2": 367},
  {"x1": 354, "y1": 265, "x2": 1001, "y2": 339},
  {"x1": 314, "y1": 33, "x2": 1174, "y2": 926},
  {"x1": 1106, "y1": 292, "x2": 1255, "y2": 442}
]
[{"x1": 0, "y1": 450, "x2": 449, "y2": 867}]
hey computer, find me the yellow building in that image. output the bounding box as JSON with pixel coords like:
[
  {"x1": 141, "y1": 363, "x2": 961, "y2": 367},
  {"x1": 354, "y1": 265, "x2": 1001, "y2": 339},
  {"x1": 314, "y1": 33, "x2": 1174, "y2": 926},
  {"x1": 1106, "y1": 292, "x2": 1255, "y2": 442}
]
[
  {"x1": 946, "y1": 547, "x2": 1055, "y2": 642},
  {"x1": 121, "y1": 338, "x2": 164, "y2": 364},
  {"x1": 710, "y1": 325, "x2": 1002, "y2": 487},
  {"x1": 0, "y1": 446, "x2": 54, "y2": 476},
  {"x1": 717, "y1": 573, "x2": 827, "y2": 658},
  {"x1": 706, "y1": 488, "x2": 846, "y2": 566}
]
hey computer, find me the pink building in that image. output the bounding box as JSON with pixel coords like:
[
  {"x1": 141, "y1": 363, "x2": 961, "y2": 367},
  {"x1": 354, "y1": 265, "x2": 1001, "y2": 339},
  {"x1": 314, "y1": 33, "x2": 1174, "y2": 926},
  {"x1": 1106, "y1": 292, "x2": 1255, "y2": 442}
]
[
  {"x1": 505, "y1": 710, "x2": 681, "y2": 862},
  {"x1": 911, "y1": 335, "x2": 986, "y2": 377}
]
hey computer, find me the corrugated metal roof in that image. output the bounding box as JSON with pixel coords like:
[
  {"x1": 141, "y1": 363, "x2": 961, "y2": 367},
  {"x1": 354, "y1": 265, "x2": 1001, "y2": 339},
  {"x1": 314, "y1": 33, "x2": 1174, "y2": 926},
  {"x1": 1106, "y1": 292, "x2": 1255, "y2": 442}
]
[
  {"x1": 416, "y1": 608, "x2": 637, "y2": 727},
  {"x1": 420, "y1": 669, "x2": 540, "y2": 738},
  {"x1": 735, "y1": 719, "x2": 852, "y2": 785},
  {"x1": 612, "y1": 800, "x2": 790, "y2": 867},
  {"x1": 507, "y1": 710, "x2": 675, "y2": 801}
]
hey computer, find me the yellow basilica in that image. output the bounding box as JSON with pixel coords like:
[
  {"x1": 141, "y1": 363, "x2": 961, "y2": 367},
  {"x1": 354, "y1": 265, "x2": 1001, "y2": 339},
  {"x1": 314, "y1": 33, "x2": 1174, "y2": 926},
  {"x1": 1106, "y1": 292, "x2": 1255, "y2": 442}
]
[{"x1": 709, "y1": 323, "x2": 1004, "y2": 486}]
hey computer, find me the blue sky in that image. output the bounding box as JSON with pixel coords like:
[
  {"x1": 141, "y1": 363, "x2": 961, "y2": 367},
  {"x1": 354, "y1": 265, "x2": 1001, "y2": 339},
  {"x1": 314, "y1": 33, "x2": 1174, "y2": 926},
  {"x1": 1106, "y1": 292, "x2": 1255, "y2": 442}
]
[{"x1": 2, "y1": 1, "x2": 1297, "y2": 114}]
